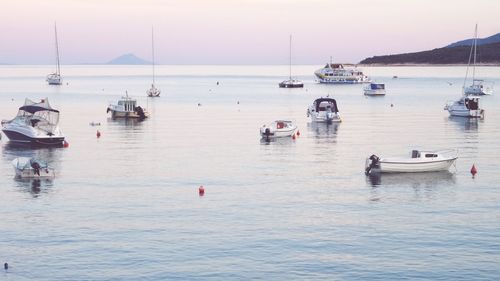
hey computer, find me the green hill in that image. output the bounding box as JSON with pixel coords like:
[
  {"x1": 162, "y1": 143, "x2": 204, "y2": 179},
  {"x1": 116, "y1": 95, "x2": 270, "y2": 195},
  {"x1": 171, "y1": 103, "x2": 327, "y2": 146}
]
[{"x1": 360, "y1": 42, "x2": 500, "y2": 65}]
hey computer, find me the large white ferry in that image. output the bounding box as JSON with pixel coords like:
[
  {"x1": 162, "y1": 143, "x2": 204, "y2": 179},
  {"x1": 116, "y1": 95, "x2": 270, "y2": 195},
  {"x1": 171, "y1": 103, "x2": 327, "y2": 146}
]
[{"x1": 314, "y1": 60, "x2": 370, "y2": 84}]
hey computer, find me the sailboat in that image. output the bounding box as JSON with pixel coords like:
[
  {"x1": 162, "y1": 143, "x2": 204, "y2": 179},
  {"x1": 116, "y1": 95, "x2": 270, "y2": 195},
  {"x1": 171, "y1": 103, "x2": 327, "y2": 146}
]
[
  {"x1": 279, "y1": 35, "x2": 303, "y2": 88},
  {"x1": 147, "y1": 27, "x2": 160, "y2": 97},
  {"x1": 463, "y1": 24, "x2": 494, "y2": 96},
  {"x1": 46, "y1": 23, "x2": 62, "y2": 85},
  {"x1": 444, "y1": 24, "x2": 485, "y2": 118}
]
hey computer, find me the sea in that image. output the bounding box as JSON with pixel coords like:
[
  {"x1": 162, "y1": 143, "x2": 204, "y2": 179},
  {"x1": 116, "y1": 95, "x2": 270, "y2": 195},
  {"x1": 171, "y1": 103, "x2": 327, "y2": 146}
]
[{"x1": 0, "y1": 65, "x2": 499, "y2": 280}]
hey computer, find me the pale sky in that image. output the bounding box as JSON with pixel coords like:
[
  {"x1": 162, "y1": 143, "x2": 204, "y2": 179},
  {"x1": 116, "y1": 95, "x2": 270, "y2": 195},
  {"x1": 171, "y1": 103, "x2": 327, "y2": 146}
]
[{"x1": 1, "y1": 0, "x2": 499, "y2": 64}]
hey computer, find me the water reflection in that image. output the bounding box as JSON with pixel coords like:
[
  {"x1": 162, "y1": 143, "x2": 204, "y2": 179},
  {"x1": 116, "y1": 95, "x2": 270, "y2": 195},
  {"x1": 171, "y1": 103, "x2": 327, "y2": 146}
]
[
  {"x1": 367, "y1": 171, "x2": 456, "y2": 188},
  {"x1": 260, "y1": 137, "x2": 295, "y2": 145},
  {"x1": 447, "y1": 116, "x2": 480, "y2": 132},
  {"x1": 14, "y1": 178, "x2": 54, "y2": 198},
  {"x1": 307, "y1": 122, "x2": 340, "y2": 141}
]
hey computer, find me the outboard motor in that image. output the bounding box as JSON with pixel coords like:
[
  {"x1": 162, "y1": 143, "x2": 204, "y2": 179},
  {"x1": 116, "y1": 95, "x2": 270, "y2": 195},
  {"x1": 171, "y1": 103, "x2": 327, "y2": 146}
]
[
  {"x1": 365, "y1": 154, "x2": 380, "y2": 175},
  {"x1": 263, "y1": 128, "x2": 272, "y2": 140},
  {"x1": 135, "y1": 106, "x2": 146, "y2": 119}
]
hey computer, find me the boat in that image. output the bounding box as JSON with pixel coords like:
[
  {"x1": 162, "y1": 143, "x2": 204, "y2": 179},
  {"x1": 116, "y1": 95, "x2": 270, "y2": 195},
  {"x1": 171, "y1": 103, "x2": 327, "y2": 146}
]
[
  {"x1": 12, "y1": 157, "x2": 55, "y2": 179},
  {"x1": 279, "y1": 35, "x2": 303, "y2": 88},
  {"x1": 46, "y1": 22, "x2": 62, "y2": 85},
  {"x1": 365, "y1": 149, "x2": 458, "y2": 174},
  {"x1": 463, "y1": 25, "x2": 494, "y2": 96},
  {"x1": 107, "y1": 92, "x2": 149, "y2": 119},
  {"x1": 464, "y1": 79, "x2": 494, "y2": 96},
  {"x1": 444, "y1": 95, "x2": 484, "y2": 118},
  {"x1": 147, "y1": 27, "x2": 161, "y2": 97},
  {"x1": 1, "y1": 98, "x2": 65, "y2": 146},
  {"x1": 364, "y1": 83, "x2": 386, "y2": 96},
  {"x1": 314, "y1": 58, "x2": 370, "y2": 84},
  {"x1": 307, "y1": 98, "x2": 341, "y2": 123},
  {"x1": 260, "y1": 120, "x2": 297, "y2": 139}
]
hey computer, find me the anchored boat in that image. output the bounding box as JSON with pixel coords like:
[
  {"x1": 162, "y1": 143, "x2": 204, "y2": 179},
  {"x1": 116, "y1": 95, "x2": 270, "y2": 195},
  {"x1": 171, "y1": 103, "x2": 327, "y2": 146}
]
[
  {"x1": 260, "y1": 120, "x2": 297, "y2": 139},
  {"x1": 314, "y1": 58, "x2": 370, "y2": 84},
  {"x1": 444, "y1": 95, "x2": 484, "y2": 118},
  {"x1": 12, "y1": 157, "x2": 55, "y2": 179},
  {"x1": 364, "y1": 83, "x2": 386, "y2": 96},
  {"x1": 1, "y1": 98, "x2": 65, "y2": 146},
  {"x1": 46, "y1": 22, "x2": 62, "y2": 85},
  {"x1": 279, "y1": 35, "x2": 303, "y2": 88},
  {"x1": 107, "y1": 93, "x2": 149, "y2": 119},
  {"x1": 365, "y1": 149, "x2": 458, "y2": 174},
  {"x1": 307, "y1": 98, "x2": 341, "y2": 123}
]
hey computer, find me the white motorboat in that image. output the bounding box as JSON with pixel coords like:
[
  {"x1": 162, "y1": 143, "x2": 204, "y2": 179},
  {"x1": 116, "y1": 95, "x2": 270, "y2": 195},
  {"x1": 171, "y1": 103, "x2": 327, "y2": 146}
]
[
  {"x1": 307, "y1": 98, "x2": 341, "y2": 123},
  {"x1": 12, "y1": 157, "x2": 55, "y2": 179},
  {"x1": 46, "y1": 22, "x2": 62, "y2": 85},
  {"x1": 1, "y1": 98, "x2": 65, "y2": 146},
  {"x1": 444, "y1": 95, "x2": 484, "y2": 118},
  {"x1": 462, "y1": 25, "x2": 494, "y2": 96},
  {"x1": 107, "y1": 92, "x2": 149, "y2": 119},
  {"x1": 260, "y1": 120, "x2": 297, "y2": 139},
  {"x1": 364, "y1": 83, "x2": 386, "y2": 96},
  {"x1": 314, "y1": 58, "x2": 370, "y2": 84},
  {"x1": 279, "y1": 35, "x2": 303, "y2": 88},
  {"x1": 146, "y1": 27, "x2": 161, "y2": 97},
  {"x1": 464, "y1": 79, "x2": 493, "y2": 96},
  {"x1": 365, "y1": 149, "x2": 458, "y2": 174}
]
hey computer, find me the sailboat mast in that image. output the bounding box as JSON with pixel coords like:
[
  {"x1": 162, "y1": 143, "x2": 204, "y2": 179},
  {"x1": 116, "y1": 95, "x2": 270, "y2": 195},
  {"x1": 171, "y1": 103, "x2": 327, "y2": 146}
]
[
  {"x1": 289, "y1": 34, "x2": 292, "y2": 80},
  {"x1": 54, "y1": 22, "x2": 60, "y2": 76},
  {"x1": 151, "y1": 26, "x2": 156, "y2": 86},
  {"x1": 472, "y1": 24, "x2": 477, "y2": 81},
  {"x1": 463, "y1": 25, "x2": 475, "y2": 89}
]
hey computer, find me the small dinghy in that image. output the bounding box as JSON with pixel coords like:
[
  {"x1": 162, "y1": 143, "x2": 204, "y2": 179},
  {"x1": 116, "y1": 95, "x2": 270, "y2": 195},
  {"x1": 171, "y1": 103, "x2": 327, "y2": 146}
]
[
  {"x1": 260, "y1": 120, "x2": 297, "y2": 139},
  {"x1": 365, "y1": 149, "x2": 457, "y2": 174},
  {"x1": 364, "y1": 83, "x2": 386, "y2": 96},
  {"x1": 12, "y1": 157, "x2": 55, "y2": 178}
]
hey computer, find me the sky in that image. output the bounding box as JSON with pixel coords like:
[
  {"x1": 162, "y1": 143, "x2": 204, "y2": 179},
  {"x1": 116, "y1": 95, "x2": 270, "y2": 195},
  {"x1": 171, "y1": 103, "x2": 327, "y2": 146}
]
[{"x1": 1, "y1": 0, "x2": 500, "y2": 65}]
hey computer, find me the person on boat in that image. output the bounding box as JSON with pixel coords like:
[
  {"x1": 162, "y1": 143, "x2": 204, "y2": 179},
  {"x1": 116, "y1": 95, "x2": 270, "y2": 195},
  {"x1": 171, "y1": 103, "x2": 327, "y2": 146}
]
[{"x1": 30, "y1": 160, "x2": 41, "y2": 176}]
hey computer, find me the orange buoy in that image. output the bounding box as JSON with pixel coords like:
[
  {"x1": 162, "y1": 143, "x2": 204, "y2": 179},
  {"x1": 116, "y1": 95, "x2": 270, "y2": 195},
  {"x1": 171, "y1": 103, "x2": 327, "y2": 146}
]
[
  {"x1": 63, "y1": 140, "x2": 69, "y2": 148},
  {"x1": 199, "y1": 185, "x2": 205, "y2": 196},
  {"x1": 96, "y1": 130, "x2": 101, "y2": 138},
  {"x1": 471, "y1": 164, "x2": 477, "y2": 176},
  {"x1": 296, "y1": 130, "x2": 300, "y2": 136}
]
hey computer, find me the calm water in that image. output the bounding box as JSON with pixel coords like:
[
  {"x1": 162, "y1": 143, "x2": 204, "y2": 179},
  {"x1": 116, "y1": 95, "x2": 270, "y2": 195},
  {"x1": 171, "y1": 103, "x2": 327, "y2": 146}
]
[{"x1": 1, "y1": 65, "x2": 499, "y2": 280}]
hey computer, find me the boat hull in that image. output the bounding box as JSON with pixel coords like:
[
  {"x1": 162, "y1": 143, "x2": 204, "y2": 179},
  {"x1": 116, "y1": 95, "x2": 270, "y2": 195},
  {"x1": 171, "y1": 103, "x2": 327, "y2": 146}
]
[
  {"x1": 372, "y1": 158, "x2": 457, "y2": 173},
  {"x1": 2, "y1": 129, "x2": 65, "y2": 147},
  {"x1": 108, "y1": 110, "x2": 149, "y2": 119},
  {"x1": 14, "y1": 167, "x2": 55, "y2": 178},
  {"x1": 260, "y1": 127, "x2": 296, "y2": 138},
  {"x1": 279, "y1": 81, "x2": 304, "y2": 88},
  {"x1": 446, "y1": 108, "x2": 484, "y2": 118},
  {"x1": 364, "y1": 89, "x2": 386, "y2": 96}
]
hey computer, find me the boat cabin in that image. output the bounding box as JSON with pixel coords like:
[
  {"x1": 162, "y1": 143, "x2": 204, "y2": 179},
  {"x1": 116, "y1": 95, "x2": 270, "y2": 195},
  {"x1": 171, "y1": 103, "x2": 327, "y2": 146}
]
[
  {"x1": 411, "y1": 150, "x2": 439, "y2": 159},
  {"x1": 369, "y1": 83, "x2": 385, "y2": 90},
  {"x1": 118, "y1": 98, "x2": 137, "y2": 112},
  {"x1": 313, "y1": 98, "x2": 339, "y2": 113}
]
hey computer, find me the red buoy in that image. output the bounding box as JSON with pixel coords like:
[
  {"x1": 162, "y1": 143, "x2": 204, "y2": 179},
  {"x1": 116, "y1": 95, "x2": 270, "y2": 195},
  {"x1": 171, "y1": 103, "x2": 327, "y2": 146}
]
[
  {"x1": 63, "y1": 140, "x2": 69, "y2": 148},
  {"x1": 471, "y1": 164, "x2": 477, "y2": 176},
  {"x1": 292, "y1": 134, "x2": 296, "y2": 140},
  {"x1": 96, "y1": 130, "x2": 101, "y2": 138},
  {"x1": 199, "y1": 185, "x2": 205, "y2": 196},
  {"x1": 296, "y1": 130, "x2": 300, "y2": 136}
]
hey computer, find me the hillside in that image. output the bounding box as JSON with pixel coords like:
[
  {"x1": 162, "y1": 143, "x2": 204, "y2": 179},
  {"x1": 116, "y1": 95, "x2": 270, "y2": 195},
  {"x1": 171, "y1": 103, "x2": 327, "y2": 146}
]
[
  {"x1": 107, "y1": 53, "x2": 151, "y2": 65},
  {"x1": 447, "y1": 33, "x2": 500, "y2": 48},
  {"x1": 360, "y1": 42, "x2": 500, "y2": 65}
]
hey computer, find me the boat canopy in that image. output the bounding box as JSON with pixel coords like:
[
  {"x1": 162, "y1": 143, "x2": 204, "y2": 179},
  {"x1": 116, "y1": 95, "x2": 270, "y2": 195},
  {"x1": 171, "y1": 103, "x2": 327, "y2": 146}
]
[
  {"x1": 15, "y1": 98, "x2": 60, "y2": 126},
  {"x1": 326, "y1": 63, "x2": 344, "y2": 69},
  {"x1": 314, "y1": 98, "x2": 339, "y2": 113},
  {"x1": 370, "y1": 83, "x2": 385, "y2": 90}
]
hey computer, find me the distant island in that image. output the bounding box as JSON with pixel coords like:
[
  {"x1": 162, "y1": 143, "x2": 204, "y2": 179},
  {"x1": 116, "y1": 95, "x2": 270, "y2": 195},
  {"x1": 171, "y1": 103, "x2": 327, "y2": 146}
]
[
  {"x1": 360, "y1": 33, "x2": 500, "y2": 65},
  {"x1": 107, "y1": 53, "x2": 151, "y2": 65}
]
